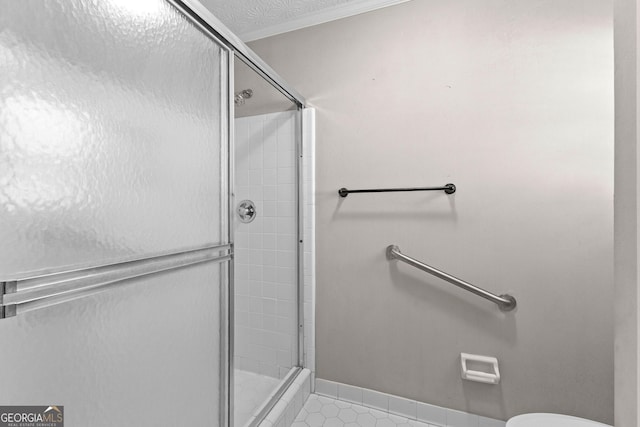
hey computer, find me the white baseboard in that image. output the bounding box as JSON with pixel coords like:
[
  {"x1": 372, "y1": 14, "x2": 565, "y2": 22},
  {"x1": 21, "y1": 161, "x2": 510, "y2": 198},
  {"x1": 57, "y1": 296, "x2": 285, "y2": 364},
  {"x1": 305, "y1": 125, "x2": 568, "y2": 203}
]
[{"x1": 314, "y1": 378, "x2": 505, "y2": 427}]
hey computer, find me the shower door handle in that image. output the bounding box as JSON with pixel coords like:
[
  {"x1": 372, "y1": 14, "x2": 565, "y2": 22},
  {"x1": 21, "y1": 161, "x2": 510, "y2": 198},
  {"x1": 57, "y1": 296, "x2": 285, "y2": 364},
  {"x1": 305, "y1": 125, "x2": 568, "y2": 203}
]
[{"x1": 0, "y1": 244, "x2": 232, "y2": 319}]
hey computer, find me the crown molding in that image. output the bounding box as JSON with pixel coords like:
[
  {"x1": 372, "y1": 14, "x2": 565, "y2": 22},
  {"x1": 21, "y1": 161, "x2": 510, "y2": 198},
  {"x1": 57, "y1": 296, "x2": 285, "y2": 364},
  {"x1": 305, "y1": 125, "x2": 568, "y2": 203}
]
[{"x1": 240, "y1": 0, "x2": 412, "y2": 42}]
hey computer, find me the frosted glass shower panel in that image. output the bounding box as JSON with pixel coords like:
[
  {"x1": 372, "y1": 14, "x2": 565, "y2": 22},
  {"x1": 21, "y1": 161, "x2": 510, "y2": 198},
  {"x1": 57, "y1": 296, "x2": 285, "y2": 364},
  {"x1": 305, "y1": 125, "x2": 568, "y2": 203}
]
[
  {"x1": 0, "y1": 0, "x2": 228, "y2": 423},
  {"x1": 0, "y1": 0, "x2": 225, "y2": 276},
  {"x1": 0, "y1": 262, "x2": 223, "y2": 426}
]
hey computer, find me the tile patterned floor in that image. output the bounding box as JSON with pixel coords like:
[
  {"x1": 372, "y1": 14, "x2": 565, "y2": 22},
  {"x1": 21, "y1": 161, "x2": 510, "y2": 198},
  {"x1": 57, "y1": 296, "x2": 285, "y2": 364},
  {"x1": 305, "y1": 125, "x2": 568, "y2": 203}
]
[{"x1": 292, "y1": 394, "x2": 438, "y2": 427}]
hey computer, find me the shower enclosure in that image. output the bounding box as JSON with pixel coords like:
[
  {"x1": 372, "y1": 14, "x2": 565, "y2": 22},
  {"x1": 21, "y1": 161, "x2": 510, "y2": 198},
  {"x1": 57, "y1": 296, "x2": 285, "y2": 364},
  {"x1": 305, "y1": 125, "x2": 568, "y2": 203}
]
[
  {"x1": 232, "y1": 58, "x2": 304, "y2": 427},
  {"x1": 0, "y1": 1, "x2": 307, "y2": 426}
]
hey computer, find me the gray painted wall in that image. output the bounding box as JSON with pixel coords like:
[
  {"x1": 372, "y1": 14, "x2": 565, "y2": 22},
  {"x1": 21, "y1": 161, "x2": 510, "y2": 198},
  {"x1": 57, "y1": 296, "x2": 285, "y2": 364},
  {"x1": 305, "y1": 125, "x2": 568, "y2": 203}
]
[{"x1": 247, "y1": 0, "x2": 614, "y2": 423}]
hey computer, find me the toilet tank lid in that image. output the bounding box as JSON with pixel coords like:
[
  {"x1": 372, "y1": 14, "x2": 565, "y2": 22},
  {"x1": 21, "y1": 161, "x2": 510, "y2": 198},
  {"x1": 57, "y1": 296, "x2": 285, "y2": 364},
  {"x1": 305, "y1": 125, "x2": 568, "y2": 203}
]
[{"x1": 507, "y1": 413, "x2": 611, "y2": 427}]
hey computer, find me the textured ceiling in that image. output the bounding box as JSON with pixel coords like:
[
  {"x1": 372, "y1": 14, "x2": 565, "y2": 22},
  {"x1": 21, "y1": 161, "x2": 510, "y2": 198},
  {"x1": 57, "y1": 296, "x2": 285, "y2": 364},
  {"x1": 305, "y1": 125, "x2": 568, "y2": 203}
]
[{"x1": 200, "y1": 0, "x2": 409, "y2": 41}]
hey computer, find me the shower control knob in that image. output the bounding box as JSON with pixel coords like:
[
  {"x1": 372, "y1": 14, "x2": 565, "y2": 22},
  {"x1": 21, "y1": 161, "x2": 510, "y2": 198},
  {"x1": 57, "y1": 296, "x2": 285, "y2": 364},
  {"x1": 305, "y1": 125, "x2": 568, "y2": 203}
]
[{"x1": 237, "y1": 200, "x2": 257, "y2": 223}]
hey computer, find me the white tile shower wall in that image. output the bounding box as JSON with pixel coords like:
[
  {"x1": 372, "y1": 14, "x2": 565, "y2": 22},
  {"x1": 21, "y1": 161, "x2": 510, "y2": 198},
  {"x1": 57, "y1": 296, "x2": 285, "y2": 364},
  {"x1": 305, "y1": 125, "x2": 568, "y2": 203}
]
[
  {"x1": 235, "y1": 111, "x2": 298, "y2": 378},
  {"x1": 314, "y1": 379, "x2": 505, "y2": 427}
]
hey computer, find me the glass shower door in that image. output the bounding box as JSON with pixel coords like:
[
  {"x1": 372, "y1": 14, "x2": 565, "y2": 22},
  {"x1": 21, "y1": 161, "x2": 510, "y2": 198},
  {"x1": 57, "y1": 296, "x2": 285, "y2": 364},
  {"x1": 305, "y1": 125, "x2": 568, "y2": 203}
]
[
  {"x1": 0, "y1": 1, "x2": 229, "y2": 425},
  {"x1": 233, "y1": 56, "x2": 302, "y2": 427}
]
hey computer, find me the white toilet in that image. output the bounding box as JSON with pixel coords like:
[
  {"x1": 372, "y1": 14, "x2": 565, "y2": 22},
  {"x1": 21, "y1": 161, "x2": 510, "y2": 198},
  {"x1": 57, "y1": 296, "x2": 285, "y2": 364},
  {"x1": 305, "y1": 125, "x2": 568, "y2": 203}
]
[{"x1": 507, "y1": 413, "x2": 612, "y2": 427}]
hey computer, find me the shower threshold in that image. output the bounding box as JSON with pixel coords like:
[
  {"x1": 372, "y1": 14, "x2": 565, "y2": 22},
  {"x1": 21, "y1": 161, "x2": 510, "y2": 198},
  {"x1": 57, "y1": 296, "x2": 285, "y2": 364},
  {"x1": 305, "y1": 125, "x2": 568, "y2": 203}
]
[{"x1": 235, "y1": 366, "x2": 303, "y2": 427}]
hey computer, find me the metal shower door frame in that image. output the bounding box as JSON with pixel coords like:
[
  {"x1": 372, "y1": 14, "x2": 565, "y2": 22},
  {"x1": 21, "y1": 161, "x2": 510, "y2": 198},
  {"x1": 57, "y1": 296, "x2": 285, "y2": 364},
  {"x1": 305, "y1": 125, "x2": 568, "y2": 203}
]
[
  {"x1": 0, "y1": 1, "x2": 309, "y2": 425},
  {"x1": 166, "y1": 2, "x2": 308, "y2": 427},
  {"x1": 0, "y1": 1, "x2": 235, "y2": 424}
]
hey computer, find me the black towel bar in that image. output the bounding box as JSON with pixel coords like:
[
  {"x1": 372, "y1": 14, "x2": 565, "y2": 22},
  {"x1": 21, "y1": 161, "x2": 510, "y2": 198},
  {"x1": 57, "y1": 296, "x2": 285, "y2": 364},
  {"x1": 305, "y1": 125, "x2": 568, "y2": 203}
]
[{"x1": 338, "y1": 183, "x2": 456, "y2": 197}]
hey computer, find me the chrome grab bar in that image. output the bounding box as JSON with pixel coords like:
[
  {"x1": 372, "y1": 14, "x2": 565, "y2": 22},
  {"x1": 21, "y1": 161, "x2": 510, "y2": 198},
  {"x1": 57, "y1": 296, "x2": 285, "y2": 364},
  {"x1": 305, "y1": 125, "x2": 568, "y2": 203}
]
[
  {"x1": 386, "y1": 245, "x2": 516, "y2": 311},
  {"x1": 0, "y1": 243, "x2": 232, "y2": 319}
]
